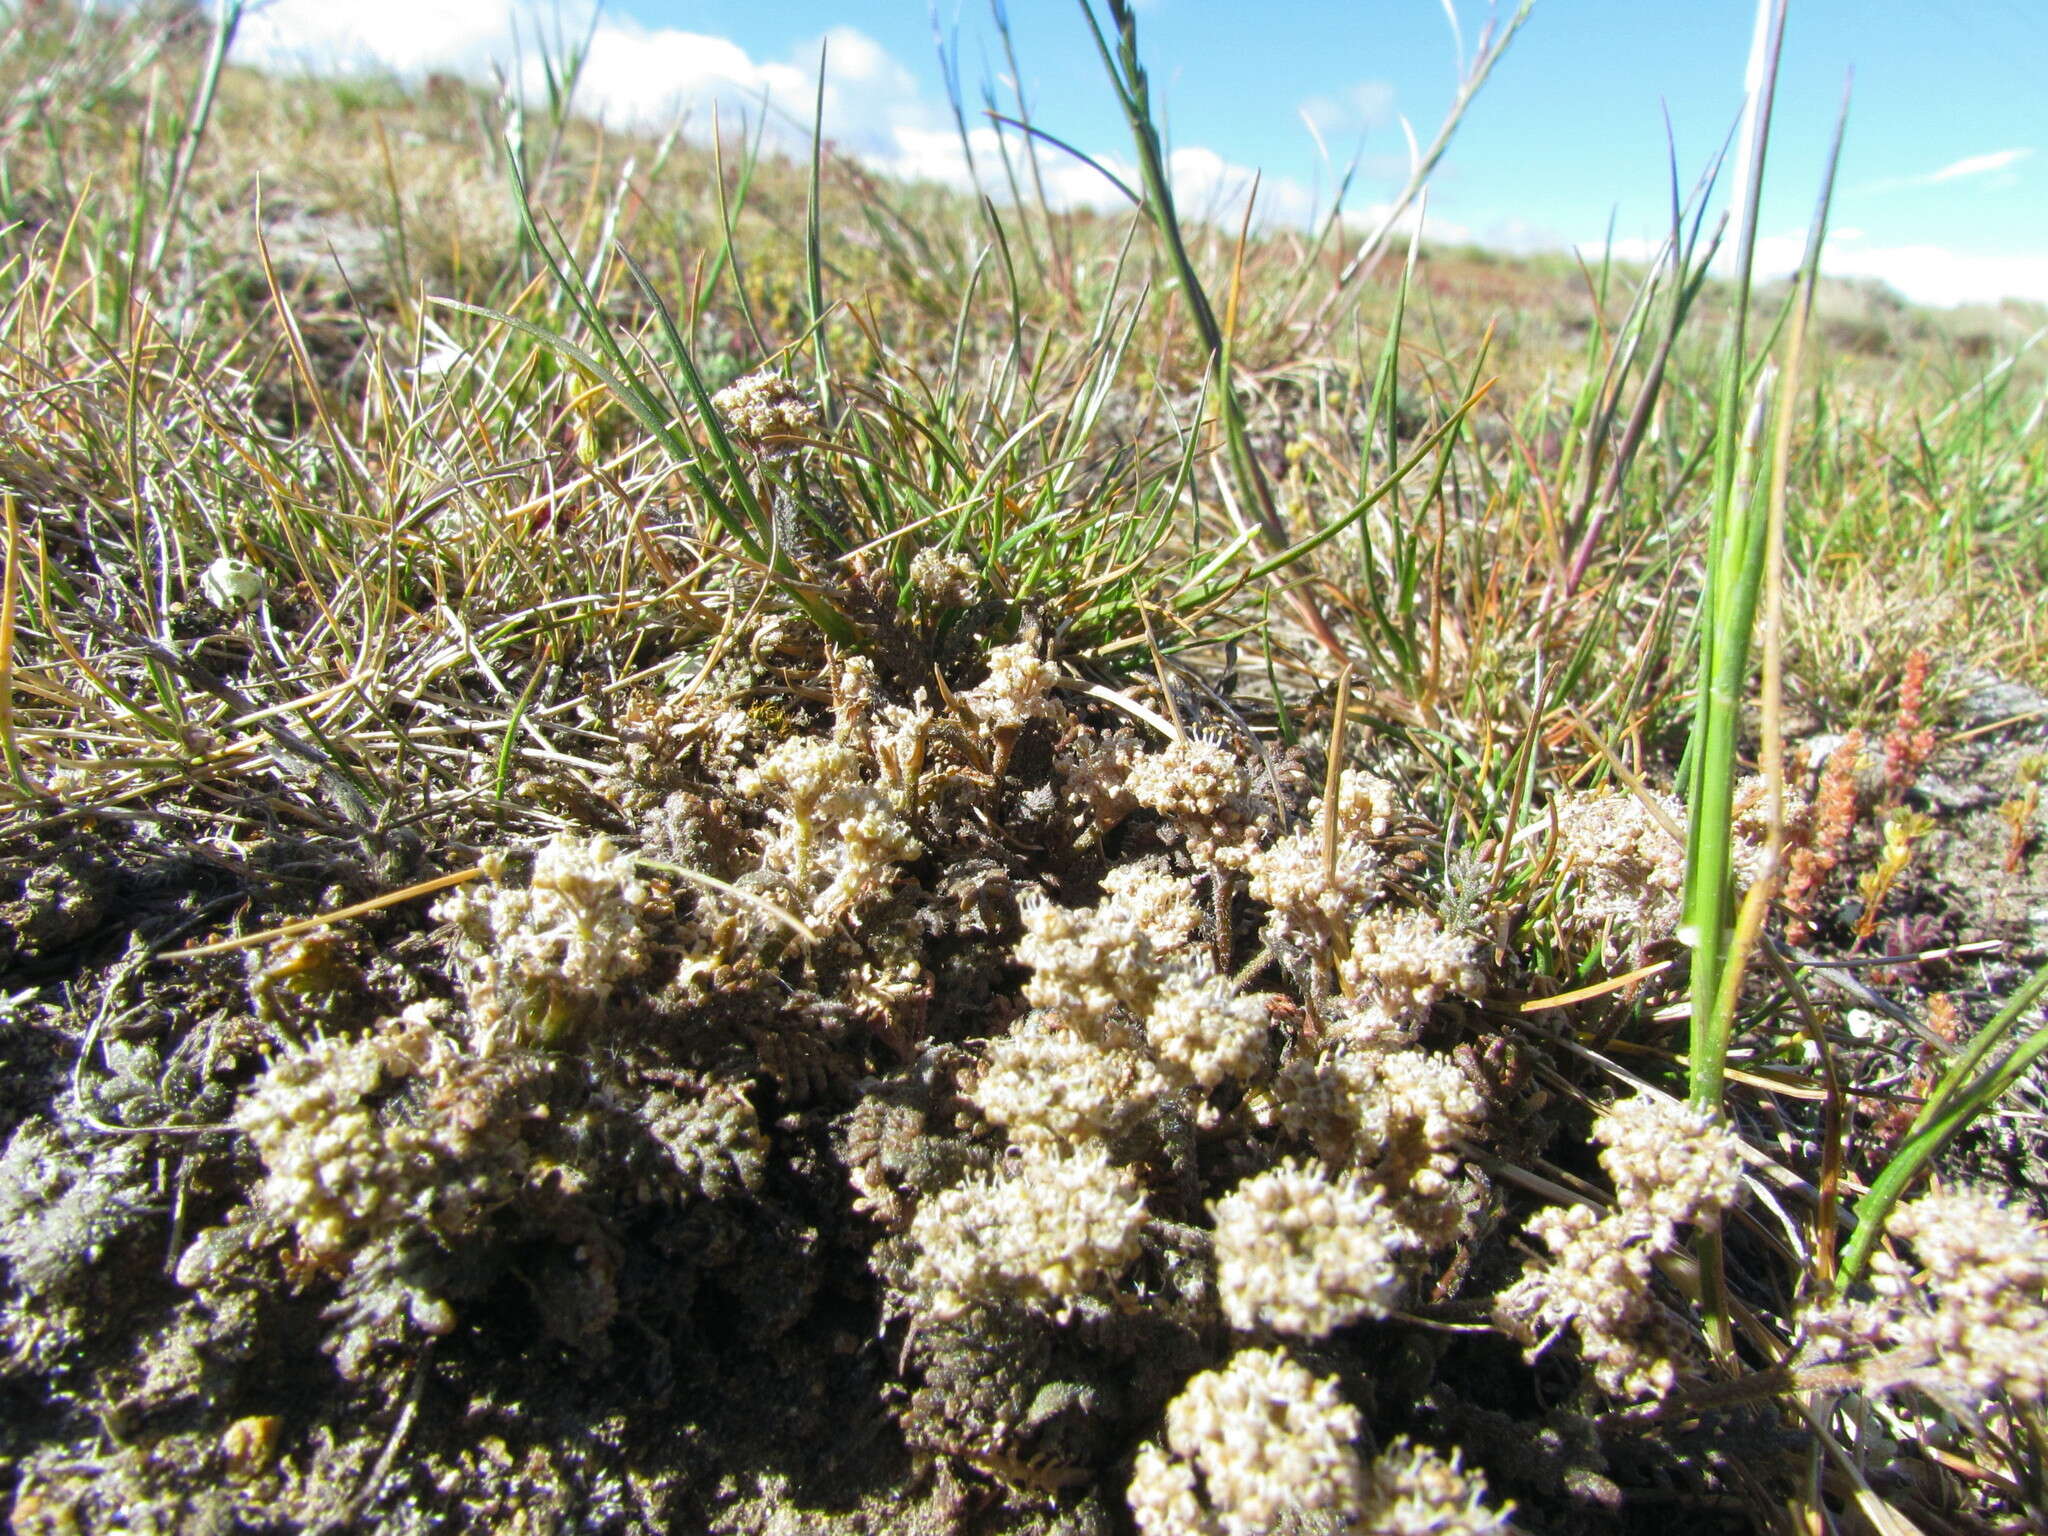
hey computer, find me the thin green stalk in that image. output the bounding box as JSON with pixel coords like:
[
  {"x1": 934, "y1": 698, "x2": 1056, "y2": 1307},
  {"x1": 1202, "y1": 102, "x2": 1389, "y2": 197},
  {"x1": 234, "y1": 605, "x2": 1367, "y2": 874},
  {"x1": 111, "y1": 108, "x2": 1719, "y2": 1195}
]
[
  {"x1": 1080, "y1": 0, "x2": 1343, "y2": 659},
  {"x1": 1679, "y1": 0, "x2": 1793, "y2": 1364},
  {"x1": 703, "y1": 104, "x2": 770, "y2": 356},
  {"x1": 1682, "y1": 0, "x2": 1789, "y2": 1114},
  {"x1": 493, "y1": 644, "x2": 552, "y2": 801},
  {"x1": 143, "y1": 0, "x2": 242, "y2": 275},
  {"x1": 1837, "y1": 960, "x2": 2048, "y2": 1287},
  {"x1": 1183, "y1": 382, "x2": 1489, "y2": 604},
  {"x1": 990, "y1": 0, "x2": 1069, "y2": 297},
  {"x1": 1710, "y1": 77, "x2": 1849, "y2": 1044},
  {"x1": 1308, "y1": 0, "x2": 1533, "y2": 331},
  {"x1": 804, "y1": 44, "x2": 833, "y2": 418}
]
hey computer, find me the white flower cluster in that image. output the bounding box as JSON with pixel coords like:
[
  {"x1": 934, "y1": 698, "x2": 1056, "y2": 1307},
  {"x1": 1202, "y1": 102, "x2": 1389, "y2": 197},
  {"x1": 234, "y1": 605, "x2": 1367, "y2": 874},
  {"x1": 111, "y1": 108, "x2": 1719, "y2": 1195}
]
[
  {"x1": 991, "y1": 737, "x2": 1490, "y2": 1354},
  {"x1": 1326, "y1": 771, "x2": 1399, "y2": 842},
  {"x1": 1056, "y1": 724, "x2": 1144, "y2": 831},
  {"x1": 738, "y1": 735, "x2": 923, "y2": 930},
  {"x1": 435, "y1": 833, "x2": 653, "y2": 1050},
  {"x1": 942, "y1": 875, "x2": 1273, "y2": 1315},
  {"x1": 1211, "y1": 1160, "x2": 1409, "y2": 1336},
  {"x1": 958, "y1": 640, "x2": 1066, "y2": 734},
  {"x1": 1014, "y1": 894, "x2": 1160, "y2": 1033},
  {"x1": 1238, "y1": 762, "x2": 1483, "y2": 1046},
  {"x1": 611, "y1": 685, "x2": 756, "y2": 815},
  {"x1": 1548, "y1": 778, "x2": 1788, "y2": 957},
  {"x1": 905, "y1": 1142, "x2": 1147, "y2": 1319},
  {"x1": 828, "y1": 654, "x2": 943, "y2": 810},
  {"x1": 1009, "y1": 888, "x2": 1270, "y2": 1099},
  {"x1": 1128, "y1": 1348, "x2": 1363, "y2": 1536},
  {"x1": 907, "y1": 546, "x2": 977, "y2": 607},
  {"x1": 1127, "y1": 1349, "x2": 1512, "y2": 1536},
  {"x1": 710, "y1": 369, "x2": 819, "y2": 457},
  {"x1": 1548, "y1": 786, "x2": 1690, "y2": 947},
  {"x1": 1499, "y1": 1199, "x2": 1677, "y2": 1401},
  {"x1": 1598, "y1": 1090, "x2": 1746, "y2": 1247},
  {"x1": 235, "y1": 1036, "x2": 433, "y2": 1260},
  {"x1": 1360, "y1": 1438, "x2": 1516, "y2": 1536},
  {"x1": 1494, "y1": 1093, "x2": 1744, "y2": 1400},
  {"x1": 1246, "y1": 775, "x2": 1398, "y2": 951},
  {"x1": 1146, "y1": 968, "x2": 1272, "y2": 1092},
  {"x1": 1099, "y1": 863, "x2": 1203, "y2": 952},
  {"x1": 1337, "y1": 909, "x2": 1486, "y2": 1043},
  {"x1": 1270, "y1": 1045, "x2": 1486, "y2": 1247},
  {"x1": 973, "y1": 1015, "x2": 1163, "y2": 1150},
  {"x1": 1126, "y1": 733, "x2": 1267, "y2": 870},
  {"x1": 1805, "y1": 1187, "x2": 2048, "y2": 1408}
]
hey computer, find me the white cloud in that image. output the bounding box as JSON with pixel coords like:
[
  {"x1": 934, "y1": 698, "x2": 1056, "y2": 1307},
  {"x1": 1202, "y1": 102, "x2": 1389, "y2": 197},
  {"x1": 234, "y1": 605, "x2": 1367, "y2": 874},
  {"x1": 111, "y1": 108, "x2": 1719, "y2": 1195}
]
[
  {"x1": 1784, "y1": 238, "x2": 2048, "y2": 307},
  {"x1": 225, "y1": 0, "x2": 1464, "y2": 275},
  {"x1": 1298, "y1": 80, "x2": 1398, "y2": 139},
  {"x1": 234, "y1": 0, "x2": 562, "y2": 77},
  {"x1": 232, "y1": 6, "x2": 2042, "y2": 309},
  {"x1": 1594, "y1": 230, "x2": 2048, "y2": 308},
  {"x1": 1861, "y1": 146, "x2": 2035, "y2": 195},
  {"x1": 231, "y1": 0, "x2": 1320, "y2": 221},
  {"x1": 1597, "y1": 235, "x2": 1664, "y2": 267},
  {"x1": 237, "y1": 1, "x2": 942, "y2": 167},
  {"x1": 559, "y1": 19, "x2": 931, "y2": 159},
  {"x1": 1925, "y1": 147, "x2": 2033, "y2": 184}
]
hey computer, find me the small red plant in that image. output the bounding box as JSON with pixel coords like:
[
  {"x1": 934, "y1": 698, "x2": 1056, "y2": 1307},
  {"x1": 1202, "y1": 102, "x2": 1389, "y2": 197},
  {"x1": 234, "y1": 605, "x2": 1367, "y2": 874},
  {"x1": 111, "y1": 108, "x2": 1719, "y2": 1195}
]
[
  {"x1": 1783, "y1": 731, "x2": 1863, "y2": 944},
  {"x1": 1882, "y1": 650, "x2": 1938, "y2": 800}
]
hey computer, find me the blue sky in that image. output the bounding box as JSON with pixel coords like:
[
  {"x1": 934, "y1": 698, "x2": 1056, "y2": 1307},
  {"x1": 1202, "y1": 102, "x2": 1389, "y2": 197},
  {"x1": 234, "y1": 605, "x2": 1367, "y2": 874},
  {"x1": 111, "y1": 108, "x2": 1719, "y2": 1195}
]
[{"x1": 234, "y1": 1, "x2": 2048, "y2": 306}]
